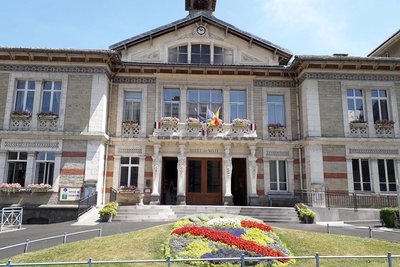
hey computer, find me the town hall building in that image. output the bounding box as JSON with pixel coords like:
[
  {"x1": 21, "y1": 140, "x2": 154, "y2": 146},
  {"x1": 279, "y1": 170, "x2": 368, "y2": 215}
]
[{"x1": 1, "y1": 0, "x2": 400, "y2": 222}]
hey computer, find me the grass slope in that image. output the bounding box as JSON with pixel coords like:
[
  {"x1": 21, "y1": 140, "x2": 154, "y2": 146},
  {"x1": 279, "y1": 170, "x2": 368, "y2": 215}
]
[{"x1": 2, "y1": 224, "x2": 400, "y2": 267}]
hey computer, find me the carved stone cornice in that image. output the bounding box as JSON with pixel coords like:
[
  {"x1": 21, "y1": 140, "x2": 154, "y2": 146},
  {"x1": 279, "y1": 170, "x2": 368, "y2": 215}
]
[
  {"x1": 254, "y1": 80, "x2": 295, "y2": 88},
  {"x1": 113, "y1": 76, "x2": 156, "y2": 84},
  {"x1": 0, "y1": 64, "x2": 108, "y2": 74},
  {"x1": 299, "y1": 72, "x2": 400, "y2": 84}
]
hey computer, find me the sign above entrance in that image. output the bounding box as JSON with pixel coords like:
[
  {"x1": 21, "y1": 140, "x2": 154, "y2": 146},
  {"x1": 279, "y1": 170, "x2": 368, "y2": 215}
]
[{"x1": 189, "y1": 148, "x2": 222, "y2": 154}]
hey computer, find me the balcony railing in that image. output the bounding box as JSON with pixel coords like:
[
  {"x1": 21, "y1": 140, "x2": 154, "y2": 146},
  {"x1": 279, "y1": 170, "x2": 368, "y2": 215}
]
[{"x1": 153, "y1": 122, "x2": 257, "y2": 139}]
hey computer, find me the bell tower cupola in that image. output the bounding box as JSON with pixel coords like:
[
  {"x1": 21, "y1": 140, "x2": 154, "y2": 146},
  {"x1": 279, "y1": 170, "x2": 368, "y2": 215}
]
[{"x1": 185, "y1": 0, "x2": 217, "y2": 15}]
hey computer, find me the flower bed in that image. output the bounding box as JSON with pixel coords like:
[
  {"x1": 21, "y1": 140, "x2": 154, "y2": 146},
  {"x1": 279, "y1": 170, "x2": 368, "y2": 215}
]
[{"x1": 166, "y1": 214, "x2": 293, "y2": 266}]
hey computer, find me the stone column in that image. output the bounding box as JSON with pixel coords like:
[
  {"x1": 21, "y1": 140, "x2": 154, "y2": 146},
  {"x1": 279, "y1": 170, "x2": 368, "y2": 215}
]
[
  {"x1": 53, "y1": 152, "x2": 62, "y2": 191},
  {"x1": 223, "y1": 144, "x2": 233, "y2": 205},
  {"x1": 248, "y1": 145, "x2": 259, "y2": 205},
  {"x1": 138, "y1": 155, "x2": 146, "y2": 191},
  {"x1": 150, "y1": 144, "x2": 161, "y2": 204},
  {"x1": 0, "y1": 151, "x2": 7, "y2": 183},
  {"x1": 25, "y1": 152, "x2": 35, "y2": 186},
  {"x1": 346, "y1": 157, "x2": 354, "y2": 193},
  {"x1": 177, "y1": 144, "x2": 186, "y2": 205}
]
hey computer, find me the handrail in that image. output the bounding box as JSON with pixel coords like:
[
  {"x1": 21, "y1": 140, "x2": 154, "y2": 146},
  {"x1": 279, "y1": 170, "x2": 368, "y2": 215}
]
[
  {"x1": 0, "y1": 253, "x2": 399, "y2": 267},
  {"x1": 77, "y1": 193, "x2": 98, "y2": 217}
]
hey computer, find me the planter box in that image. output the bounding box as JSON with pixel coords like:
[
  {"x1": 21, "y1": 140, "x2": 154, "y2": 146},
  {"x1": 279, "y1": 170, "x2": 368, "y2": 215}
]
[
  {"x1": 350, "y1": 122, "x2": 367, "y2": 128},
  {"x1": 11, "y1": 114, "x2": 31, "y2": 120},
  {"x1": 0, "y1": 188, "x2": 21, "y2": 193},
  {"x1": 38, "y1": 114, "x2": 58, "y2": 120},
  {"x1": 122, "y1": 122, "x2": 139, "y2": 128}
]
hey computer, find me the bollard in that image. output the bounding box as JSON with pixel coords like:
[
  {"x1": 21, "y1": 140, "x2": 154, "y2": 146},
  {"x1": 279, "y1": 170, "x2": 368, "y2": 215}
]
[
  {"x1": 88, "y1": 257, "x2": 92, "y2": 267},
  {"x1": 387, "y1": 252, "x2": 392, "y2": 267},
  {"x1": 24, "y1": 239, "x2": 29, "y2": 253},
  {"x1": 241, "y1": 253, "x2": 245, "y2": 267},
  {"x1": 63, "y1": 232, "x2": 68, "y2": 244},
  {"x1": 99, "y1": 228, "x2": 102, "y2": 237},
  {"x1": 315, "y1": 252, "x2": 320, "y2": 267},
  {"x1": 327, "y1": 224, "x2": 330, "y2": 234},
  {"x1": 369, "y1": 227, "x2": 372, "y2": 238},
  {"x1": 167, "y1": 256, "x2": 171, "y2": 267}
]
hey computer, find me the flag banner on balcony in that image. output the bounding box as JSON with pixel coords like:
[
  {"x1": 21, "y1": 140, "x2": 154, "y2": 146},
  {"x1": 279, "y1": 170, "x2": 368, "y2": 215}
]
[
  {"x1": 250, "y1": 123, "x2": 256, "y2": 131},
  {"x1": 154, "y1": 121, "x2": 161, "y2": 129}
]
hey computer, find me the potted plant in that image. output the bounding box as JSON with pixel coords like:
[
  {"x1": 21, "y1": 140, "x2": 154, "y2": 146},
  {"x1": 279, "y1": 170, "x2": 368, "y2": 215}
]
[
  {"x1": 11, "y1": 111, "x2": 31, "y2": 120},
  {"x1": 295, "y1": 203, "x2": 316, "y2": 224},
  {"x1": 26, "y1": 183, "x2": 52, "y2": 193},
  {"x1": 160, "y1": 117, "x2": 179, "y2": 126},
  {"x1": 98, "y1": 206, "x2": 117, "y2": 222},
  {"x1": 37, "y1": 111, "x2": 58, "y2": 120},
  {"x1": 0, "y1": 183, "x2": 22, "y2": 193}
]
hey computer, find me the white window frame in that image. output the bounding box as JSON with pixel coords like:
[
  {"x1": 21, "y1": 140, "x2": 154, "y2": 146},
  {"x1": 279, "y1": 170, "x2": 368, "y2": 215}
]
[
  {"x1": 7, "y1": 152, "x2": 28, "y2": 186},
  {"x1": 168, "y1": 45, "x2": 188, "y2": 63},
  {"x1": 167, "y1": 43, "x2": 234, "y2": 64},
  {"x1": 123, "y1": 91, "x2": 142, "y2": 123},
  {"x1": 378, "y1": 159, "x2": 396, "y2": 192},
  {"x1": 269, "y1": 160, "x2": 288, "y2": 192},
  {"x1": 41, "y1": 81, "x2": 62, "y2": 114},
  {"x1": 119, "y1": 157, "x2": 140, "y2": 187},
  {"x1": 229, "y1": 90, "x2": 246, "y2": 121},
  {"x1": 35, "y1": 152, "x2": 55, "y2": 185},
  {"x1": 214, "y1": 46, "x2": 233, "y2": 65},
  {"x1": 347, "y1": 89, "x2": 365, "y2": 122},
  {"x1": 14, "y1": 80, "x2": 35, "y2": 113},
  {"x1": 352, "y1": 158, "x2": 371, "y2": 192},
  {"x1": 186, "y1": 89, "x2": 223, "y2": 121},
  {"x1": 163, "y1": 88, "x2": 180, "y2": 118},
  {"x1": 371, "y1": 89, "x2": 390, "y2": 122}
]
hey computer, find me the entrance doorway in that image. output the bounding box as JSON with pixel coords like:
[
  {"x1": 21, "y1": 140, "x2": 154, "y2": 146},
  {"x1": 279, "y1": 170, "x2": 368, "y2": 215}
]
[
  {"x1": 161, "y1": 157, "x2": 178, "y2": 205},
  {"x1": 232, "y1": 158, "x2": 247, "y2": 206},
  {"x1": 186, "y1": 158, "x2": 222, "y2": 205}
]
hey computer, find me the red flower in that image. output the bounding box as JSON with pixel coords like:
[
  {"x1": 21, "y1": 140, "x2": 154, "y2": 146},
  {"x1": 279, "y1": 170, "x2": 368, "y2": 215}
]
[
  {"x1": 172, "y1": 226, "x2": 288, "y2": 263},
  {"x1": 241, "y1": 220, "x2": 273, "y2": 232}
]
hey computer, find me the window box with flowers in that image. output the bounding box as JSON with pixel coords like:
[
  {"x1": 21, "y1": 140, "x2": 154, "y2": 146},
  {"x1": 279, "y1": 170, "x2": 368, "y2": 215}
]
[
  {"x1": 268, "y1": 123, "x2": 285, "y2": 131},
  {"x1": 232, "y1": 118, "x2": 251, "y2": 127},
  {"x1": 122, "y1": 120, "x2": 139, "y2": 128},
  {"x1": 26, "y1": 183, "x2": 53, "y2": 193},
  {"x1": 11, "y1": 111, "x2": 31, "y2": 120},
  {"x1": 118, "y1": 186, "x2": 144, "y2": 205},
  {"x1": 160, "y1": 117, "x2": 179, "y2": 126},
  {"x1": 118, "y1": 185, "x2": 140, "y2": 193},
  {"x1": 186, "y1": 117, "x2": 201, "y2": 126},
  {"x1": 350, "y1": 119, "x2": 368, "y2": 128},
  {"x1": 0, "y1": 183, "x2": 22, "y2": 193},
  {"x1": 374, "y1": 119, "x2": 395, "y2": 128},
  {"x1": 37, "y1": 112, "x2": 58, "y2": 120}
]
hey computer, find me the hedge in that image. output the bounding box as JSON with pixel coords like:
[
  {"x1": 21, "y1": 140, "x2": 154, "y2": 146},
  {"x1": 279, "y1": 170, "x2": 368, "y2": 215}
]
[{"x1": 380, "y1": 207, "x2": 400, "y2": 228}]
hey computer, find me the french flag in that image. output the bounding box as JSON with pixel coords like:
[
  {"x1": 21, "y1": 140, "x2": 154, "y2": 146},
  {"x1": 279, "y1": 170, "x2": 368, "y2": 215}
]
[
  {"x1": 154, "y1": 121, "x2": 160, "y2": 129},
  {"x1": 250, "y1": 123, "x2": 256, "y2": 131}
]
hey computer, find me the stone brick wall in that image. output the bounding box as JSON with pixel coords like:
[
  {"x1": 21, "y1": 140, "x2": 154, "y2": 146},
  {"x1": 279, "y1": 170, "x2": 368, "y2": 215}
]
[
  {"x1": 322, "y1": 145, "x2": 348, "y2": 192},
  {"x1": 253, "y1": 86, "x2": 263, "y2": 136},
  {"x1": 0, "y1": 73, "x2": 9, "y2": 130},
  {"x1": 147, "y1": 84, "x2": 156, "y2": 136},
  {"x1": 64, "y1": 75, "x2": 92, "y2": 132},
  {"x1": 318, "y1": 81, "x2": 344, "y2": 137},
  {"x1": 59, "y1": 140, "x2": 87, "y2": 188}
]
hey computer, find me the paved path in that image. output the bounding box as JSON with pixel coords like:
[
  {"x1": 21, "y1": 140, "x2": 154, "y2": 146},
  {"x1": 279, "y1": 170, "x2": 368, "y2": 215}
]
[{"x1": 1, "y1": 214, "x2": 399, "y2": 260}]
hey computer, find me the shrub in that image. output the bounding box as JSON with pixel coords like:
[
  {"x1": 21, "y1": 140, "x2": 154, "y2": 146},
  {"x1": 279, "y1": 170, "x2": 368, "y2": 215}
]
[
  {"x1": 104, "y1": 202, "x2": 119, "y2": 210},
  {"x1": 295, "y1": 203, "x2": 316, "y2": 223},
  {"x1": 380, "y1": 208, "x2": 400, "y2": 228},
  {"x1": 99, "y1": 207, "x2": 117, "y2": 221}
]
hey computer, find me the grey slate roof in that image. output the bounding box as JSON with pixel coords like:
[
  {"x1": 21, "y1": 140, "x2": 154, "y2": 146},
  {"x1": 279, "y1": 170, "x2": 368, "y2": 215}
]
[
  {"x1": 0, "y1": 46, "x2": 118, "y2": 56},
  {"x1": 109, "y1": 12, "x2": 292, "y2": 59},
  {"x1": 368, "y1": 29, "x2": 400, "y2": 57},
  {"x1": 293, "y1": 55, "x2": 400, "y2": 63}
]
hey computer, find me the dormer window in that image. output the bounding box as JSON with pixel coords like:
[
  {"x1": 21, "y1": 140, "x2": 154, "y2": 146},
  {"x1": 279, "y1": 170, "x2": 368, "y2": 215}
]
[
  {"x1": 168, "y1": 45, "x2": 188, "y2": 63},
  {"x1": 168, "y1": 43, "x2": 233, "y2": 64}
]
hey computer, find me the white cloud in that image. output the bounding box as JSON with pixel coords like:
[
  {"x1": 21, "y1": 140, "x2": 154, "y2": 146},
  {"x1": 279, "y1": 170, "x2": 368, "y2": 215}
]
[{"x1": 260, "y1": 0, "x2": 347, "y2": 54}]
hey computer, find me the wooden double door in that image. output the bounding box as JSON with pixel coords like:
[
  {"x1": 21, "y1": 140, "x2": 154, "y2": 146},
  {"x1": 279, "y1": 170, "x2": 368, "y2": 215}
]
[{"x1": 186, "y1": 158, "x2": 222, "y2": 205}]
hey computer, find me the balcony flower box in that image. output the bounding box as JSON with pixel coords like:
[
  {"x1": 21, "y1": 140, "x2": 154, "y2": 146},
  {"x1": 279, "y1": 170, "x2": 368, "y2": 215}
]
[
  {"x1": 374, "y1": 120, "x2": 395, "y2": 128},
  {"x1": 268, "y1": 123, "x2": 285, "y2": 131},
  {"x1": 118, "y1": 185, "x2": 140, "y2": 194},
  {"x1": 0, "y1": 183, "x2": 21, "y2": 193},
  {"x1": 160, "y1": 117, "x2": 179, "y2": 126},
  {"x1": 37, "y1": 112, "x2": 58, "y2": 120},
  {"x1": 26, "y1": 183, "x2": 52, "y2": 193},
  {"x1": 232, "y1": 118, "x2": 251, "y2": 127},
  {"x1": 122, "y1": 121, "x2": 139, "y2": 128},
  {"x1": 11, "y1": 111, "x2": 31, "y2": 120},
  {"x1": 186, "y1": 117, "x2": 202, "y2": 126},
  {"x1": 350, "y1": 121, "x2": 367, "y2": 128}
]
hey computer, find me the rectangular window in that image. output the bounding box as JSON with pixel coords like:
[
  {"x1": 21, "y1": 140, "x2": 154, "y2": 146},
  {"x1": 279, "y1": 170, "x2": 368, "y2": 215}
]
[
  {"x1": 214, "y1": 46, "x2": 233, "y2": 64},
  {"x1": 352, "y1": 159, "x2": 371, "y2": 191},
  {"x1": 120, "y1": 157, "x2": 139, "y2": 187},
  {"x1": 230, "y1": 90, "x2": 246, "y2": 121},
  {"x1": 7, "y1": 152, "x2": 28, "y2": 186},
  {"x1": 123, "y1": 91, "x2": 141, "y2": 123},
  {"x1": 347, "y1": 89, "x2": 364, "y2": 122},
  {"x1": 378, "y1": 159, "x2": 396, "y2": 192},
  {"x1": 168, "y1": 45, "x2": 188, "y2": 63},
  {"x1": 267, "y1": 95, "x2": 285, "y2": 125},
  {"x1": 187, "y1": 89, "x2": 223, "y2": 121},
  {"x1": 41, "y1": 81, "x2": 61, "y2": 114},
  {"x1": 163, "y1": 89, "x2": 180, "y2": 118},
  {"x1": 35, "y1": 152, "x2": 55, "y2": 185},
  {"x1": 15, "y1": 80, "x2": 35, "y2": 113},
  {"x1": 270, "y1": 160, "x2": 287, "y2": 191},
  {"x1": 372, "y1": 90, "x2": 389, "y2": 122},
  {"x1": 191, "y1": 44, "x2": 210, "y2": 64}
]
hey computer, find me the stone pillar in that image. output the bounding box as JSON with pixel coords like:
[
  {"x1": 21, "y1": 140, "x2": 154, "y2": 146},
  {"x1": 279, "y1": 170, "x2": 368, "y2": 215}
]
[
  {"x1": 346, "y1": 157, "x2": 354, "y2": 193},
  {"x1": 112, "y1": 155, "x2": 121, "y2": 189},
  {"x1": 0, "y1": 151, "x2": 7, "y2": 183},
  {"x1": 150, "y1": 144, "x2": 161, "y2": 204},
  {"x1": 138, "y1": 155, "x2": 146, "y2": 191},
  {"x1": 177, "y1": 144, "x2": 186, "y2": 205},
  {"x1": 53, "y1": 152, "x2": 62, "y2": 191},
  {"x1": 25, "y1": 152, "x2": 35, "y2": 186},
  {"x1": 371, "y1": 159, "x2": 380, "y2": 193},
  {"x1": 223, "y1": 87, "x2": 230, "y2": 123},
  {"x1": 223, "y1": 144, "x2": 233, "y2": 205},
  {"x1": 248, "y1": 145, "x2": 259, "y2": 205}
]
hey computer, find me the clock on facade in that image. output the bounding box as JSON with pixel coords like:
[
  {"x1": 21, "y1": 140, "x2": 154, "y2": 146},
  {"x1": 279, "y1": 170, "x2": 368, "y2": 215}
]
[{"x1": 196, "y1": 26, "x2": 206, "y2": 35}]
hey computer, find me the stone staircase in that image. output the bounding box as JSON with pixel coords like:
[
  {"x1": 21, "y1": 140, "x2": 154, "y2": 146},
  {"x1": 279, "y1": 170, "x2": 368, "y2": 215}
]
[{"x1": 113, "y1": 205, "x2": 300, "y2": 223}]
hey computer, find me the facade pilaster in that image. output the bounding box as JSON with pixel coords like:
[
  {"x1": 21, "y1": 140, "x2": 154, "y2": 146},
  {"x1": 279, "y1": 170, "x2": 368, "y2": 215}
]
[
  {"x1": 304, "y1": 144, "x2": 324, "y2": 189},
  {"x1": 112, "y1": 155, "x2": 121, "y2": 189},
  {"x1": 25, "y1": 152, "x2": 35, "y2": 186},
  {"x1": 0, "y1": 151, "x2": 7, "y2": 183},
  {"x1": 177, "y1": 144, "x2": 186, "y2": 205},
  {"x1": 150, "y1": 144, "x2": 162, "y2": 204},
  {"x1": 53, "y1": 152, "x2": 62, "y2": 191},
  {"x1": 247, "y1": 145, "x2": 259, "y2": 205},
  {"x1": 223, "y1": 144, "x2": 233, "y2": 205},
  {"x1": 371, "y1": 159, "x2": 380, "y2": 193}
]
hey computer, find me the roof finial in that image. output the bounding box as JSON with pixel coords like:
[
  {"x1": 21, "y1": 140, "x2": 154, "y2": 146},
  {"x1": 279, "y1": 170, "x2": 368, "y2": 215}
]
[{"x1": 185, "y1": 0, "x2": 217, "y2": 15}]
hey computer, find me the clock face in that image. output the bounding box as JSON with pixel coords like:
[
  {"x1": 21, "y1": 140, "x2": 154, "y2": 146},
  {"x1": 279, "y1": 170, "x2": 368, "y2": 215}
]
[{"x1": 197, "y1": 26, "x2": 206, "y2": 35}]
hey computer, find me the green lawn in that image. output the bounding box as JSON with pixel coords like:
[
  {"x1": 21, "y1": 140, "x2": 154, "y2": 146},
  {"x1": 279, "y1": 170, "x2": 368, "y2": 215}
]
[{"x1": 2, "y1": 224, "x2": 400, "y2": 267}]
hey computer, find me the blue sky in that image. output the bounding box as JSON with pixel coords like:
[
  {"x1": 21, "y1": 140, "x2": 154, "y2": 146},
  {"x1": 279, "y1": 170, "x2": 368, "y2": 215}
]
[{"x1": 1, "y1": 0, "x2": 399, "y2": 56}]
